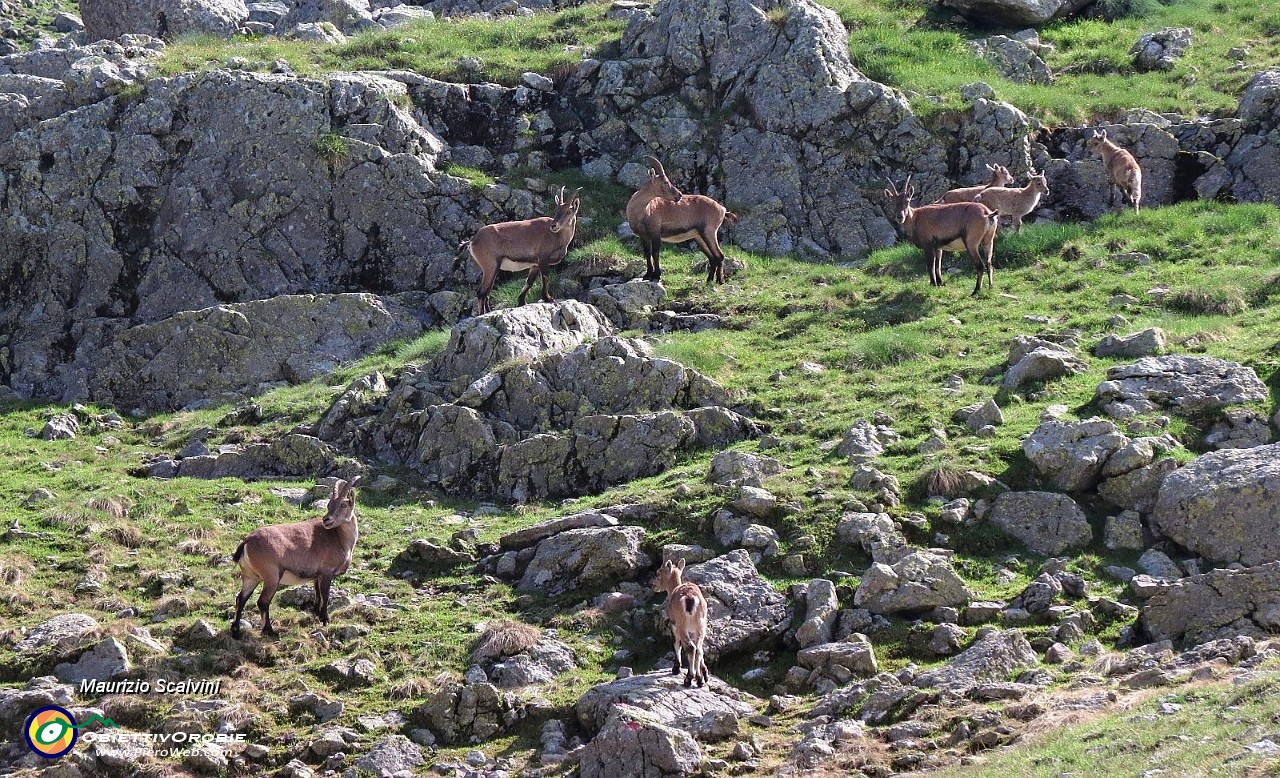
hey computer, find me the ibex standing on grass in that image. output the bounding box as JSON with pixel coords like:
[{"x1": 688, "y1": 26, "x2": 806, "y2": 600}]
[
  {"x1": 975, "y1": 172, "x2": 1050, "y2": 234},
  {"x1": 627, "y1": 156, "x2": 738, "y2": 284},
  {"x1": 655, "y1": 558, "x2": 710, "y2": 688},
  {"x1": 231, "y1": 477, "x2": 361, "y2": 639},
  {"x1": 885, "y1": 176, "x2": 1000, "y2": 296},
  {"x1": 938, "y1": 164, "x2": 1014, "y2": 204},
  {"x1": 459, "y1": 187, "x2": 583, "y2": 315},
  {"x1": 1087, "y1": 129, "x2": 1143, "y2": 214}
]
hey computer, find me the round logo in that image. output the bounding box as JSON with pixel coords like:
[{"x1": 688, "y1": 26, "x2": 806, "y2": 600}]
[{"x1": 24, "y1": 706, "x2": 78, "y2": 759}]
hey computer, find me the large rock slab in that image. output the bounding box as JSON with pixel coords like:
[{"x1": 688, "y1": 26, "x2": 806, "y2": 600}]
[
  {"x1": 1096, "y1": 356, "x2": 1268, "y2": 416},
  {"x1": 16, "y1": 614, "x2": 100, "y2": 655},
  {"x1": 500, "y1": 512, "x2": 618, "y2": 551},
  {"x1": 1022, "y1": 418, "x2": 1129, "y2": 492},
  {"x1": 941, "y1": 0, "x2": 1091, "y2": 26},
  {"x1": 575, "y1": 672, "x2": 757, "y2": 735},
  {"x1": 516, "y1": 526, "x2": 650, "y2": 596},
  {"x1": 1141, "y1": 562, "x2": 1280, "y2": 645},
  {"x1": 433, "y1": 302, "x2": 614, "y2": 382},
  {"x1": 1150, "y1": 444, "x2": 1280, "y2": 567},
  {"x1": 989, "y1": 491, "x2": 1093, "y2": 556},
  {"x1": 578, "y1": 704, "x2": 702, "y2": 778},
  {"x1": 81, "y1": 0, "x2": 249, "y2": 40},
  {"x1": 90, "y1": 293, "x2": 432, "y2": 412},
  {"x1": 683, "y1": 550, "x2": 791, "y2": 660},
  {"x1": 53, "y1": 638, "x2": 130, "y2": 684},
  {"x1": 913, "y1": 630, "x2": 1039, "y2": 692},
  {"x1": 1003, "y1": 346, "x2": 1088, "y2": 390}
]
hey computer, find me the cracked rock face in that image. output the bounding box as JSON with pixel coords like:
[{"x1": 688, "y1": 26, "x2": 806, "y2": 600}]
[
  {"x1": 682, "y1": 550, "x2": 791, "y2": 661},
  {"x1": 1095, "y1": 355, "x2": 1268, "y2": 417},
  {"x1": 1141, "y1": 561, "x2": 1280, "y2": 645},
  {"x1": 1150, "y1": 443, "x2": 1280, "y2": 567},
  {"x1": 989, "y1": 491, "x2": 1093, "y2": 556},
  {"x1": 81, "y1": 0, "x2": 250, "y2": 41}
]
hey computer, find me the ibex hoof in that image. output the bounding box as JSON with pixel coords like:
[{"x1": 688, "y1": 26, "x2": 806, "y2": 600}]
[
  {"x1": 230, "y1": 625, "x2": 241, "y2": 640},
  {"x1": 683, "y1": 677, "x2": 693, "y2": 688}
]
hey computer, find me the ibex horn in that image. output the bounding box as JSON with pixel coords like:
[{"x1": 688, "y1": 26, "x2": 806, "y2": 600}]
[{"x1": 644, "y1": 155, "x2": 666, "y2": 177}]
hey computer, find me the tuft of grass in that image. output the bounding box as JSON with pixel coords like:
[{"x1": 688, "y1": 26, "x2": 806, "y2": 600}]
[
  {"x1": 446, "y1": 165, "x2": 497, "y2": 192},
  {"x1": 1164, "y1": 287, "x2": 1248, "y2": 316},
  {"x1": 391, "y1": 328, "x2": 452, "y2": 364},
  {"x1": 313, "y1": 132, "x2": 352, "y2": 164},
  {"x1": 470, "y1": 620, "x2": 540, "y2": 664}
]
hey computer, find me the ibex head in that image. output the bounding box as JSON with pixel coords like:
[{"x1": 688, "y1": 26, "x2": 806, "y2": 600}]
[
  {"x1": 655, "y1": 557, "x2": 687, "y2": 593},
  {"x1": 644, "y1": 155, "x2": 682, "y2": 203},
  {"x1": 883, "y1": 175, "x2": 915, "y2": 225},
  {"x1": 1086, "y1": 128, "x2": 1108, "y2": 154},
  {"x1": 549, "y1": 186, "x2": 583, "y2": 233},
  {"x1": 322, "y1": 476, "x2": 361, "y2": 529}
]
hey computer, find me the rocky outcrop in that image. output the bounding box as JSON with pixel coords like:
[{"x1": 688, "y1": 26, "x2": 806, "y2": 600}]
[
  {"x1": 854, "y1": 549, "x2": 970, "y2": 614},
  {"x1": 913, "y1": 630, "x2": 1040, "y2": 692},
  {"x1": 1150, "y1": 444, "x2": 1280, "y2": 567},
  {"x1": 1095, "y1": 356, "x2": 1268, "y2": 418},
  {"x1": 575, "y1": 672, "x2": 757, "y2": 735},
  {"x1": 415, "y1": 681, "x2": 524, "y2": 745},
  {"x1": 147, "y1": 433, "x2": 352, "y2": 480},
  {"x1": 989, "y1": 491, "x2": 1092, "y2": 556},
  {"x1": 578, "y1": 705, "x2": 702, "y2": 778},
  {"x1": 516, "y1": 526, "x2": 650, "y2": 596},
  {"x1": 1095, "y1": 328, "x2": 1166, "y2": 359},
  {"x1": 1022, "y1": 418, "x2": 1129, "y2": 493},
  {"x1": 1140, "y1": 562, "x2": 1280, "y2": 645},
  {"x1": 941, "y1": 0, "x2": 1091, "y2": 26},
  {"x1": 1003, "y1": 345, "x2": 1087, "y2": 390},
  {"x1": 971, "y1": 35, "x2": 1052, "y2": 85},
  {"x1": 571, "y1": 0, "x2": 946, "y2": 258},
  {"x1": 81, "y1": 0, "x2": 249, "y2": 41},
  {"x1": 683, "y1": 551, "x2": 790, "y2": 660},
  {"x1": 1131, "y1": 28, "x2": 1192, "y2": 72}
]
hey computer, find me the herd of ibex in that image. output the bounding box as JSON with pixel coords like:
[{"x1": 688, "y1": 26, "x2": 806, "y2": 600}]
[{"x1": 230, "y1": 133, "x2": 1144, "y2": 683}]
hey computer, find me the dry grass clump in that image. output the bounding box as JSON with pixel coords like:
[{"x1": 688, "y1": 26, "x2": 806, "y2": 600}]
[
  {"x1": 470, "y1": 620, "x2": 540, "y2": 664},
  {"x1": 87, "y1": 496, "x2": 132, "y2": 519},
  {"x1": 921, "y1": 465, "x2": 967, "y2": 499}
]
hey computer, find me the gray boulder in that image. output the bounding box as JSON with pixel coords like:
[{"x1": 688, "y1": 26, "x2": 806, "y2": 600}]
[
  {"x1": 796, "y1": 634, "x2": 878, "y2": 677},
  {"x1": 1205, "y1": 408, "x2": 1273, "y2": 450},
  {"x1": 40, "y1": 414, "x2": 80, "y2": 440},
  {"x1": 489, "y1": 639, "x2": 576, "y2": 688},
  {"x1": 794, "y1": 579, "x2": 839, "y2": 649},
  {"x1": 416, "y1": 682, "x2": 523, "y2": 745},
  {"x1": 354, "y1": 734, "x2": 424, "y2": 777},
  {"x1": 280, "y1": 0, "x2": 377, "y2": 35},
  {"x1": 434, "y1": 301, "x2": 615, "y2": 382},
  {"x1": 971, "y1": 35, "x2": 1052, "y2": 85},
  {"x1": 989, "y1": 491, "x2": 1093, "y2": 556},
  {"x1": 53, "y1": 638, "x2": 130, "y2": 684},
  {"x1": 707, "y1": 450, "x2": 783, "y2": 488},
  {"x1": 1238, "y1": 70, "x2": 1280, "y2": 134},
  {"x1": 838, "y1": 418, "x2": 898, "y2": 462},
  {"x1": 517, "y1": 526, "x2": 649, "y2": 596},
  {"x1": 913, "y1": 630, "x2": 1039, "y2": 692},
  {"x1": 1003, "y1": 346, "x2": 1088, "y2": 390},
  {"x1": 1132, "y1": 28, "x2": 1192, "y2": 72},
  {"x1": 587, "y1": 280, "x2": 666, "y2": 329},
  {"x1": 835, "y1": 512, "x2": 906, "y2": 558},
  {"x1": 1096, "y1": 356, "x2": 1268, "y2": 417},
  {"x1": 1104, "y1": 510, "x2": 1145, "y2": 551},
  {"x1": 500, "y1": 512, "x2": 618, "y2": 551},
  {"x1": 1150, "y1": 444, "x2": 1280, "y2": 567},
  {"x1": 90, "y1": 293, "x2": 432, "y2": 412},
  {"x1": 1141, "y1": 562, "x2": 1280, "y2": 645},
  {"x1": 80, "y1": 0, "x2": 250, "y2": 40},
  {"x1": 942, "y1": 0, "x2": 1092, "y2": 26},
  {"x1": 578, "y1": 704, "x2": 702, "y2": 778},
  {"x1": 16, "y1": 614, "x2": 100, "y2": 655},
  {"x1": 1095, "y1": 327, "x2": 1166, "y2": 358},
  {"x1": 854, "y1": 549, "x2": 970, "y2": 614},
  {"x1": 684, "y1": 551, "x2": 791, "y2": 660},
  {"x1": 575, "y1": 672, "x2": 757, "y2": 735},
  {"x1": 374, "y1": 5, "x2": 436, "y2": 27},
  {"x1": 1022, "y1": 418, "x2": 1129, "y2": 492}
]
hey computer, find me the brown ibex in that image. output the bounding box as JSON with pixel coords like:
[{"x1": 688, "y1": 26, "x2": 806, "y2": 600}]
[
  {"x1": 231, "y1": 477, "x2": 361, "y2": 639},
  {"x1": 654, "y1": 558, "x2": 710, "y2": 688},
  {"x1": 885, "y1": 176, "x2": 1000, "y2": 295},
  {"x1": 1087, "y1": 129, "x2": 1143, "y2": 214},
  {"x1": 975, "y1": 172, "x2": 1050, "y2": 233},
  {"x1": 938, "y1": 164, "x2": 1013, "y2": 204},
  {"x1": 626, "y1": 156, "x2": 738, "y2": 284},
  {"x1": 459, "y1": 186, "x2": 583, "y2": 315}
]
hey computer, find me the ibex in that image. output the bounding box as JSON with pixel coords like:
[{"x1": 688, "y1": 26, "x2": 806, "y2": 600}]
[
  {"x1": 459, "y1": 186, "x2": 583, "y2": 315},
  {"x1": 626, "y1": 156, "x2": 738, "y2": 284},
  {"x1": 231, "y1": 477, "x2": 361, "y2": 639},
  {"x1": 885, "y1": 176, "x2": 1000, "y2": 296},
  {"x1": 654, "y1": 558, "x2": 710, "y2": 688},
  {"x1": 938, "y1": 164, "x2": 1013, "y2": 204},
  {"x1": 975, "y1": 172, "x2": 1050, "y2": 233},
  {"x1": 1087, "y1": 129, "x2": 1143, "y2": 214}
]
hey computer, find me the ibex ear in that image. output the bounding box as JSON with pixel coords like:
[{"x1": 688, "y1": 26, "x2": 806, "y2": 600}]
[
  {"x1": 348, "y1": 475, "x2": 362, "y2": 490},
  {"x1": 986, "y1": 163, "x2": 996, "y2": 172},
  {"x1": 1098, "y1": 128, "x2": 1107, "y2": 139},
  {"x1": 676, "y1": 558, "x2": 686, "y2": 571}
]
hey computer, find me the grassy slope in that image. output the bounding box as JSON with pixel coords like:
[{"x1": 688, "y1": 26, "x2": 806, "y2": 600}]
[{"x1": 5, "y1": 0, "x2": 1280, "y2": 773}]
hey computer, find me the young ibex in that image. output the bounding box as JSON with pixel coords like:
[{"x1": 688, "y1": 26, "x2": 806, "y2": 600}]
[
  {"x1": 231, "y1": 477, "x2": 361, "y2": 639},
  {"x1": 459, "y1": 186, "x2": 583, "y2": 315},
  {"x1": 1087, "y1": 129, "x2": 1143, "y2": 214},
  {"x1": 654, "y1": 558, "x2": 710, "y2": 688},
  {"x1": 938, "y1": 164, "x2": 1013, "y2": 204},
  {"x1": 626, "y1": 156, "x2": 738, "y2": 284},
  {"x1": 885, "y1": 176, "x2": 1000, "y2": 296},
  {"x1": 975, "y1": 172, "x2": 1050, "y2": 233}
]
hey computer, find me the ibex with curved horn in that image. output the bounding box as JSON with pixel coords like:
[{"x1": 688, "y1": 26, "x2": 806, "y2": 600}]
[
  {"x1": 885, "y1": 176, "x2": 1000, "y2": 295},
  {"x1": 231, "y1": 477, "x2": 362, "y2": 639},
  {"x1": 458, "y1": 186, "x2": 583, "y2": 315},
  {"x1": 626, "y1": 156, "x2": 738, "y2": 284}
]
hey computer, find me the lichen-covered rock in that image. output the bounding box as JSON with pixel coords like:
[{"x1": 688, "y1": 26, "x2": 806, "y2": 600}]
[
  {"x1": 1131, "y1": 27, "x2": 1192, "y2": 72},
  {"x1": 587, "y1": 280, "x2": 666, "y2": 329},
  {"x1": 854, "y1": 550, "x2": 970, "y2": 614},
  {"x1": 516, "y1": 526, "x2": 649, "y2": 596},
  {"x1": 1003, "y1": 346, "x2": 1088, "y2": 390},
  {"x1": 575, "y1": 672, "x2": 757, "y2": 735},
  {"x1": 1097, "y1": 457, "x2": 1178, "y2": 512},
  {"x1": 683, "y1": 550, "x2": 791, "y2": 660},
  {"x1": 971, "y1": 35, "x2": 1052, "y2": 85},
  {"x1": 989, "y1": 491, "x2": 1093, "y2": 556},
  {"x1": 90, "y1": 293, "x2": 432, "y2": 412},
  {"x1": 1022, "y1": 418, "x2": 1129, "y2": 492},
  {"x1": 81, "y1": 0, "x2": 250, "y2": 41},
  {"x1": 707, "y1": 450, "x2": 783, "y2": 488},
  {"x1": 434, "y1": 302, "x2": 615, "y2": 383},
  {"x1": 1205, "y1": 408, "x2": 1273, "y2": 450},
  {"x1": 1140, "y1": 562, "x2": 1280, "y2": 645},
  {"x1": 913, "y1": 630, "x2": 1039, "y2": 692},
  {"x1": 1150, "y1": 444, "x2": 1280, "y2": 567},
  {"x1": 416, "y1": 682, "x2": 524, "y2": 745},
  {"x1": 578, "y1": 704, "x2": 702, "y2": 778},
  {"x1": 795, "y1": 579, "x2": 839, "y2": 649},
  {"x1": 1095, "y1": 327, "x2": 1166, "y2": 358},
  {"x1": 1104, "y1": 510, "x2": 1145, "y2": 550},
  {"x1": 1096, "y1": 356, "x2": 1268, "y2": 417}
]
